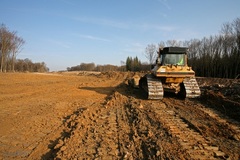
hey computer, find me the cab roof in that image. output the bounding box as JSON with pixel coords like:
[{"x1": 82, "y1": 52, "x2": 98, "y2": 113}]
[{"x1": 162, "y1": 47, "x2": 188, "y2": 54}]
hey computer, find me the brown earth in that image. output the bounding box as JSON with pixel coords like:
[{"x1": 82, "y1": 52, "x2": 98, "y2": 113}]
[{"x1": 0, "y1": 72, "x2": 239, "y2": 160}]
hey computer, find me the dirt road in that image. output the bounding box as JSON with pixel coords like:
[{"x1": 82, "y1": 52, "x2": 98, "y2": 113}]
[{"x1": 0, "y1": 72, "x2": 239, "y2": 159}]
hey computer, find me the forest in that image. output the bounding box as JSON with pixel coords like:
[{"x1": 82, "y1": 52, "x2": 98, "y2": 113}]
[{"x1": 186, "y1": 17, "x2": 240, "y2": 78}]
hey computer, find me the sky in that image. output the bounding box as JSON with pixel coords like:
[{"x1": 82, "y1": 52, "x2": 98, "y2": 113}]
[{"x1": 1, "y1": 0, "x2": 240, "y2": 71}]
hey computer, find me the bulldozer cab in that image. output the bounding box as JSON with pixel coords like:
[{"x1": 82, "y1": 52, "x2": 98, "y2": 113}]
[{"x1": 159, "y1": 47, "x2": 187, "y2": 66}]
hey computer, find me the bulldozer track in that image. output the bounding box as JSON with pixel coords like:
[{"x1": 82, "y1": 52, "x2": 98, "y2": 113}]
[
  {"x1": 51, "y1": 93, "x2": 188, "y2": 159},
  {"x1": 159, "y1": 98, "x2": 240, "y2": 159},
  {"x1": 52, "y1": 93, "x2": 239, "y2": 159},
  {"x1": 183, "y1": 77, "x2": 201, "y2": 98},
  {"x1": 141, "y1": 75, "x2": 201, "y2": 100},
  {"x1": 149, "y1": 101, "x2": 226, "y2": 159},
  {"x1": 146, "y1": 75, "x2": 164, "y2": 100}
]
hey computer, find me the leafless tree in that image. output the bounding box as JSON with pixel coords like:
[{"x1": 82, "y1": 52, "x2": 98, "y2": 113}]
[
  {"x1": 166, "y1": 40, "x2": 183, "y2": 47},
  {"x1": 144, "y1": 43, "x2": 157, "y2": 65},
  {"x1": 10, "y1": 35, "x2": 25, "y2": 71},
  {"x1": 0, "y1": 24, "x2": 25, "y2": 72},
  {"x1": 0, "y1": 24, "x2": 13, "y2": 72},
  {"x1": 158, "y1": 41, "x2": 165, "y2": 49}
]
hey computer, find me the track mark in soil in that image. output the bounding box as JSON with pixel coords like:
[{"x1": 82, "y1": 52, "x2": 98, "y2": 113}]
[
  {"x1": 145, "y1": 100, "x2": 226, "y2": 159},
  {"x1": 46, "y1": 88, "x2": 188, "y2": 159},
  {"x1": 50, "y1": 95, "x2": 121, "y2": 159},
  {"x1": 197, "y1": 105, "x2": 240, "y2": 142},
  {"x1": 161, "y1": 98, "x2": 240, "y2": 159}
]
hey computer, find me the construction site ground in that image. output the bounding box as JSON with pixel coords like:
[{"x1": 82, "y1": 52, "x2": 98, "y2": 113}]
[{"x1": 0, "y1": 72, "x2": 239, "y2": 160}]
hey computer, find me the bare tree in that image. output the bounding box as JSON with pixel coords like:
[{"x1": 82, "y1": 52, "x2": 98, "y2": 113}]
[
  {"x1": 232, "y1": 18, "x2": 240, "y2": 77},
  {"x1": 11, "y1": 35, "x2": 25, "y2": 72},
  {"x1": 158, "y1": 41, "x2": 165, "y2": 49},
  {"x1": 0, "y1": 24, "x2": 13, "y2": 72},
  {"x1": 120, "y1": 60, "x2": 125, "y2": 71},
  {"x1": 0, "y1": 24, "x2": 25, "y2": 72},
  {"x1": 166, "y1": 40, "x2": 183, "y2": 47},
  {"x1": 144, "y1": 43, "x2": 157, "y2": 65}
]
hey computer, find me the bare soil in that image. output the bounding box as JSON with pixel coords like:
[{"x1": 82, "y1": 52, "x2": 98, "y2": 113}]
[{"x1": 0, "y1": 72, "x2": 239, "y2": 160}]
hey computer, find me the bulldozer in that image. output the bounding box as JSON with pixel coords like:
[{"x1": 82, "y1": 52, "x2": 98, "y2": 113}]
[{"x1": 139, "y1": 46, "x2": 201, "y2": 99}]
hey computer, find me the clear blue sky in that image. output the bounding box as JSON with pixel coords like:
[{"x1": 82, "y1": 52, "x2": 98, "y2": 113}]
[{"x1": 1, "y1": 0, "x2": 240, "y2": 71}]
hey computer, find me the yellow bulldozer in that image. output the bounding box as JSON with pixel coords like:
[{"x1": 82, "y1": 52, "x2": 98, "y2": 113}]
[{"x1": 139, "y1": 47, "x2": 201, "y2": 99}]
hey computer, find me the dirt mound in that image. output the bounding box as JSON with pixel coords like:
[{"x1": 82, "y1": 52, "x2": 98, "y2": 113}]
[
  {"x1": 197, "y1": 77, "x2": 240, "y2": 122},
  {"x1": 197, "y1": 77, "x2": 240, "y2": 100}
]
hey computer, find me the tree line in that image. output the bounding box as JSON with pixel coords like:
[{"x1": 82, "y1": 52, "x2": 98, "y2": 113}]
[
  {"x1": 186, "y1": 18, "x2": 240, "y2": 78},
  {"x1": 67, "y1": 63, "x2": 125, "y2": 72},
  {"x1": 14, "y1": 58, "x2": 49, "y2": 72},
  {"x1": 0, "y1": 24, "x2": 49, "y2": 72},
  {"x1": 67, "y1": 59, "x2": 151, "y2": 72}
]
